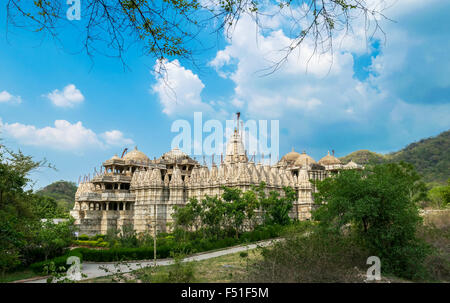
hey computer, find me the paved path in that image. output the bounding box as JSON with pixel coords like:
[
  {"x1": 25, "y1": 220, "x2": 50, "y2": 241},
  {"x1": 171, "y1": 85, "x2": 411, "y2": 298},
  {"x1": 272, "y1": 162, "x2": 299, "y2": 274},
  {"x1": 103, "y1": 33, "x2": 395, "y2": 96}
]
[{"x1": 26, "y1": 239, "x2": 281, "y2": 283}]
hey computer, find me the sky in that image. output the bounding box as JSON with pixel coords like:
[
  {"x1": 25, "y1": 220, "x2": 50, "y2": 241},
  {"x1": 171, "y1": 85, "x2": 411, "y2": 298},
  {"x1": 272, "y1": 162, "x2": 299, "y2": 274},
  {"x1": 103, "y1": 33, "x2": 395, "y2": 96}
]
[{"x1": 0, "y1": 0, "x2": 449, "y2": 190}]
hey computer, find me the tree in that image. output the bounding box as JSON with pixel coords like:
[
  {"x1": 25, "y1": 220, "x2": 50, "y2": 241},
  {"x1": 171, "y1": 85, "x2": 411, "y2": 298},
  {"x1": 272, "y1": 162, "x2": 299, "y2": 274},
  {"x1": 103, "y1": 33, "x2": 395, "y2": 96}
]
[
  {"x1": 200, "y1": 195, "x2": 226, "y2": 237},
  {"x1": 33, "y1": 219, "x2": 75, "y2": 261},
  {"x1": 427, "y1": 179, "x2": 450, "y2": 209},
  {"x1": 313, "y1": 162, "x2": 431, "y2": 279},
  {"x1": 5, "y1": 1, "x2": 388, "y2": 71},
  {"x1": 173, "y1": 197, "x2": 202, "y2": 232},
  {"x1": 0, "y1": 142, "x2": 71, "y2": 273},
  {"x1": 257, "y1": 182, "x2": 295, "y2": 226}
]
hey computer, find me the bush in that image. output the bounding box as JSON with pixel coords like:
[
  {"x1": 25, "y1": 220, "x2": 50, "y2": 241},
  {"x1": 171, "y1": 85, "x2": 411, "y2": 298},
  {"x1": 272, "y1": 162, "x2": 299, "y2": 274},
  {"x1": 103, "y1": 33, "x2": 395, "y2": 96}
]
[
  {"x1": 78, "y1": 234, "x2": 89, "y2": 241},
  {"x1": 244, "y1": 229, "x2": 368, "y2": 282},
  {"x1": 30, "y1": 250, "x2": 83, "y2": 274},
  {"x1": 73, "y1": 240, "x2": 108, "y2": 248}
]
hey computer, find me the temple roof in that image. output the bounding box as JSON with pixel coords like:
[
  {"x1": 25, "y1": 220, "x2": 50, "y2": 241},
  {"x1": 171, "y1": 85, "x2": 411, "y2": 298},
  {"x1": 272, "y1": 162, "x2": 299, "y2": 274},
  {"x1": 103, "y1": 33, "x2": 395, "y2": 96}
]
[
  {"x1": 123, "y1": 146, "x2": 150, "y2": 162},
  {"x1": 294, "y1": 151, "x2": 316, "y2": 167},
  {"x1": 318, "y1": 151, "x2": 341, "y2": 166}
]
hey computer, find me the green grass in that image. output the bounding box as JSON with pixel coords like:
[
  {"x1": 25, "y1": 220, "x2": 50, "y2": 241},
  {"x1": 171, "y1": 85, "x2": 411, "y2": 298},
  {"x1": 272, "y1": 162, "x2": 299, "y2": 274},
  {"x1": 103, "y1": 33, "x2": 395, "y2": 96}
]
[
  {"x1": 0, "y1": 269, "x2": 41, "y2": 283},
  {"x1": 84, "y1": 248, "x2": 262, "y2": 283}
]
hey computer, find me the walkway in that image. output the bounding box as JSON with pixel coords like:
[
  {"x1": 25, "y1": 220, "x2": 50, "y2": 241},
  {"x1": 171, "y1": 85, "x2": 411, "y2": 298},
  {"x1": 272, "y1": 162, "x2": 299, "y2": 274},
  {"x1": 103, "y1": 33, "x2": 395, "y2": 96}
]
[{"x1": 25, "y1": 238, "x2": 281, "y2": 283}]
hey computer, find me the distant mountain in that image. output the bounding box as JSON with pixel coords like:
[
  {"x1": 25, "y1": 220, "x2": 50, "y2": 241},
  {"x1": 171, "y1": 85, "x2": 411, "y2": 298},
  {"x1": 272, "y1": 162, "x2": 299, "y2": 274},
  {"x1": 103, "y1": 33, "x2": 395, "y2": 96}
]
[
  {"x1": 36, "y1": 180, "x2": 77, "y2": 212},
  {"x1": 339, "y1": 149, "x2": 386, "y2": 165},
  {"x1": 340, "y1": 130, "x2": 450, "y2": 184}
]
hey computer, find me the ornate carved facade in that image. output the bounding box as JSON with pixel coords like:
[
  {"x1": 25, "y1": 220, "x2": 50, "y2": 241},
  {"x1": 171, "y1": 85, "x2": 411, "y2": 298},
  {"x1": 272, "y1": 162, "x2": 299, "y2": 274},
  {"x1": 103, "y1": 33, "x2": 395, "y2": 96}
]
[{"x1": 70, "y1": 124, "x2": 361, "y2": 235}]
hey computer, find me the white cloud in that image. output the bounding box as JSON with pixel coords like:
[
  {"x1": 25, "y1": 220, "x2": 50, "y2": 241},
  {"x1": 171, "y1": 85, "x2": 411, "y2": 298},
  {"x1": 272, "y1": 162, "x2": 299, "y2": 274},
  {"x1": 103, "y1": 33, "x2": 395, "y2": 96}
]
[
  {"x1": 0, "y1": 119, "x2": 133, "y2": 151},
  {"x1": 46, "y1": 84, "x2": 85, "y2": 107},
  {"x1": 207, "y1": 2, "x2": 450, "y2": 153},
  {"x1": 151, "y1": 59, "x2": 213, "y2": 116},
  {"x1": 0, "y1": 90, "x2": 22, "y2": 104},
  {"x1": 101, "y1": 130, "x2": 134, "y2": 146}
]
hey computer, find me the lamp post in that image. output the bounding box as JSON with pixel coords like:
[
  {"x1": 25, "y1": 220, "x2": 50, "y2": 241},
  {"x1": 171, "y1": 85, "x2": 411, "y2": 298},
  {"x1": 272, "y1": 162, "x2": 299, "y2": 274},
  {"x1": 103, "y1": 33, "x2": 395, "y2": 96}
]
[{"x1": 153, "y1": 203, "x2": 157, "y2": 267}]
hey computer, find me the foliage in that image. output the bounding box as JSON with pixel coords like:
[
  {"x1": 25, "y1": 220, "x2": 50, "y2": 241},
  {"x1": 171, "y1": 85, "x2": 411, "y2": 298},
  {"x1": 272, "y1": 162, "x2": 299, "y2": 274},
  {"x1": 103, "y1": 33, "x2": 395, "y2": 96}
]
[
  {"x1": 0, "y1": 142, "x2": 74, "y2": 274},
  {"x1": 36, "y1": 180, "x2": 77, "y2": 213},
  {"x1": 64, "y1": 224, "x2": 284, "y2": 263},
  {"x1": 388, "y1": 130, "x2": 450, "y2": 184},
  {"x1": 29, "y1": 250, "x2": 83, "y2": 274},
  {"x1": 245, "y1": 228, "x2": 368, "y2": 282},
  {"x1": 339, "y1": 149, "x2": 386, "y2": 165},
  {"x1": 166, "y1": 253, "x2": 196, "y2": 283},
  {"x1": 173, "y1": 182, "x2": 294, "y2": 239},
  {"x1": 31, "y1": 195, "x2": 68, "y2": 218},
  {"x1": 427, "y1": 180, "x2": 450, "y2": 209},
  {"x1": 73, "y1": 240, "x2": 108, "y2": 248},
  {"x1": 256, "y1": 183, "x2": 296, "y2": 226},
  {"x1": 313, "y1": 162, "x2": 431, "y2": 280},
  {"x1": 340, "y1": 130, "x2": 450, "y2": 184},
  {"x1": 417, "y1": 225, "x2": 450, "y2": 282}
]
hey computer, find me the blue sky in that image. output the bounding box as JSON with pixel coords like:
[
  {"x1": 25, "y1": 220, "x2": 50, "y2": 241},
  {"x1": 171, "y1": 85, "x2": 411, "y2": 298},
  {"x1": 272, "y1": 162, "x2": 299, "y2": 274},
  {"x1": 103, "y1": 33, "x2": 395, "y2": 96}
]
[{"x1": 0, "y1": 0, "x2": 449, "y2": 189}]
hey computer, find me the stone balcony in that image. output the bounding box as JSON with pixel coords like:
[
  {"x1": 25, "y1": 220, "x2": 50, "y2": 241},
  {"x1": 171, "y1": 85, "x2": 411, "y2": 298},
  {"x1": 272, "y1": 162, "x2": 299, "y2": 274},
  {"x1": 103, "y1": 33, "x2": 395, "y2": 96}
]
[{"x1": 77, "y1": 192, "x2": 135, "y2": 202}]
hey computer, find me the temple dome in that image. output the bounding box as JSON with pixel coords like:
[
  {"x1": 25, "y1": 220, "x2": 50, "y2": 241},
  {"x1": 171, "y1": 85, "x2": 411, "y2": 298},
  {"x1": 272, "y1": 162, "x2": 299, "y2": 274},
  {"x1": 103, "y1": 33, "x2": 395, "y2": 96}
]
[
  {"x1": 110, "y1": 154, "x2": 121, "y2": 161},
  {"x1": 318, "y1": 151, "x2": 341, "y2": 165},
  {"x1": 160, "y1": 147, "x2": 191, "y2": 161},
  {"x1": 123, "y1": 146, "x2": 150, "y2": 162},
  {"x1": 281, "y1": 148, "x2": 301, "y2": 162},
  {"x1": 294, "y1": 151, "x2": 316, "y2": 167}
]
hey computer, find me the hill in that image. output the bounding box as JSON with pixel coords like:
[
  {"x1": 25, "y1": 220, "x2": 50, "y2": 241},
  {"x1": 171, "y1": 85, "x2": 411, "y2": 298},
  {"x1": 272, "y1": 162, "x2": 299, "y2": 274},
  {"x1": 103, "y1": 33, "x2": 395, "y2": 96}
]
[
  {"x1": 36, "y1": 180, "x2": 77, "y2": 212},
  {"x1": 339, "y1": 149, "x2": 386, "y2": 165},
  {"x1": 340, "y1": 130, "x2": 450, "y2": 184}
]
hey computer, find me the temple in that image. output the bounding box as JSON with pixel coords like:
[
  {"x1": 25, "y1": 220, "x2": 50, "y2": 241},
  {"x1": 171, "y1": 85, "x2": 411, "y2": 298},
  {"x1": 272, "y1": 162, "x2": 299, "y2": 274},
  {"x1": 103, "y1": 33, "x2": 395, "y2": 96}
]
[{"x1": 70, "y1": 115, "x2": 361, "y2": 235}]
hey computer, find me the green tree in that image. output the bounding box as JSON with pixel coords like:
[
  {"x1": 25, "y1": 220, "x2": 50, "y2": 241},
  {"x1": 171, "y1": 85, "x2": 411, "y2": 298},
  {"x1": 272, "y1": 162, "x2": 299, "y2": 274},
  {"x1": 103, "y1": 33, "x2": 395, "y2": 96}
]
[
  {"x1": 0, "y1": 143, "x2": 72, "y2": 273},
  {"x1": 173, "y1": 197, "x2": 203, "y2": 232},
  {"x1": 257, "y1": 182, "x2": 295, "y2": 226},
  {"x1": 33, "y1": 219, "x2": 75, "y2": 261},
  {"x1": 200, "y1": 196, "x2": 226, "y2": 238},
  {"x1": 222, "y1": 187, "x2": 248, "y2": 237},
  {"x1": 427, "y1": 179, "x2": 450, "y2": 209},
  {"x1": 313, "y1": 162, "x2": 431, "y2": 279}
]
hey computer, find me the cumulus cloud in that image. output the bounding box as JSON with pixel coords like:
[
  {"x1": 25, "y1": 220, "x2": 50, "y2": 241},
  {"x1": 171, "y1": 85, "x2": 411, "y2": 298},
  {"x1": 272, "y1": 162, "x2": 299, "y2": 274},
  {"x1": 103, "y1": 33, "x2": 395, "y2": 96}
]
[
  {"x1": 151, "y1": 59, "x2": 214, "y2": 116},
  {"x1": 0, "y1": 90, "x2": 22, "y2": 104},
  {"x1": 207, "y1": 1, "x2": 450, "y2": 154},
  {"x1": 0, "y1": 119, "x2": 133, "y2": 151},
  {"x1": 101, "y1": 130, "x2": 134, "y2": 146},
  {"x1": 46, "y1": 84, "x2": 85, "y2": 107}
]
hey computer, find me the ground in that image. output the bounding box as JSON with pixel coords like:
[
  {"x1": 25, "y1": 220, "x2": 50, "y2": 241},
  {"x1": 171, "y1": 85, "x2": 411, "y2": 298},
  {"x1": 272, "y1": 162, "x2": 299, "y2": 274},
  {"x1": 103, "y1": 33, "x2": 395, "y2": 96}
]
[{"x1": 84, "y1": 249, "x2": 263, "y2": 283}]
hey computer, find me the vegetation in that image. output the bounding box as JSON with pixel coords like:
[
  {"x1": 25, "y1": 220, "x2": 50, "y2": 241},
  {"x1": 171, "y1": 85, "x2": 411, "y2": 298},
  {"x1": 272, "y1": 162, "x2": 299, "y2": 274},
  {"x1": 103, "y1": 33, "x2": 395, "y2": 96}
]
[
  {"x1": 36, "y1": 181, "x2": 77, "y2": 213},
  {"x1": 245, "y1": 162, "x2": 449, "y2": 282},
  {"x1": 87, "y1": 249, "x2": 262, "y2": 283},
  {"x1": 426, "y1": 180, "x2": 450, "y2": 209},
  {"x1": 0, "y1": 142, "x2": 76, "y2": 276},
  {"x1": 389, "y1": 130, "x2": 450, "y2": 184},
  {"x1": 313, "y1": 162, "x2": 430, "y2": 280},
  {"x1": 340, "y1": 130, "x2": 450, "y2": 184},
  {"x1": 172, "y1": 183, "x2": 295, "y2": 240}
]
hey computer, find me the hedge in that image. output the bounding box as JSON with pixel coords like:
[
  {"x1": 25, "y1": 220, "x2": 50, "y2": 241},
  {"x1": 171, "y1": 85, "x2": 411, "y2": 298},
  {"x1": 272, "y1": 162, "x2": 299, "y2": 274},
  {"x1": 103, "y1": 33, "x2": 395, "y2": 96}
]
[
  {"x1": 73, "y1": 240, "x2": 108, "y2": 247},
  {"x1": 68, "y1": 224, "x2": 284, "y2": 262},
  {"x1": 29, "y1": 250, "x2": 83, "y2": 274},
  {"x1": 29, "y1": 224, "x2": 286, "y2": 267}
]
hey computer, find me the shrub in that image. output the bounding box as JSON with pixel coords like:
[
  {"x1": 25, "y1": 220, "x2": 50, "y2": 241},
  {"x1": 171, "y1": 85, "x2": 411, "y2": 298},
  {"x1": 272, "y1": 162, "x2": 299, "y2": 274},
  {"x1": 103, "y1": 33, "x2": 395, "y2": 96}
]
[
  {"x1": 78, "y1": 234, "x2": 89, "y2": 241},
  {"x1": 73, "y1": 240, "x2": 109, "y2": 248},
  {"x1": 30, "y1": 250, "x2": 83, "y2": 274},
  {"x1": 244, "y1": 230, "x2": 368, "y2": 282}
]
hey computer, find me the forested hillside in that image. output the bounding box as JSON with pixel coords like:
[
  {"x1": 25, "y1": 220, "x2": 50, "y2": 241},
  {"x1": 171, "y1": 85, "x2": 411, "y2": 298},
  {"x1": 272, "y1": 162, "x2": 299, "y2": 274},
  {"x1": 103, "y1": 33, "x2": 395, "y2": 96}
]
[
  {"x1": 36, "y1": 180, "x2": 77, "y2": 212},
  {"x1": 340, "y1": 130, "x2": 450, "y2": 184}
]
